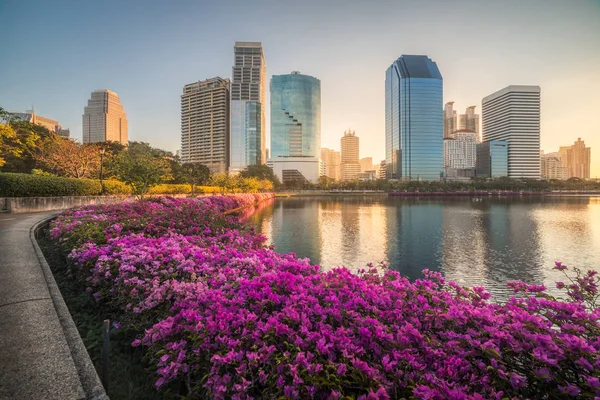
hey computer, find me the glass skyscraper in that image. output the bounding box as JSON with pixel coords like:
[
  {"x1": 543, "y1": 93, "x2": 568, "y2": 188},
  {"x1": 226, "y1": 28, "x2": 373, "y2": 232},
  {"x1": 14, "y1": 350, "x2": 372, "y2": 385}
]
[
  {"x1": 270, "y1": 72, "x2": 321, "y2": 159},
  {"x1": 385, "y1": 55, "x2": 443, "y2": 180},
  {"x1": 476, "y1": 140, "x2": 508, "y2": 178}
]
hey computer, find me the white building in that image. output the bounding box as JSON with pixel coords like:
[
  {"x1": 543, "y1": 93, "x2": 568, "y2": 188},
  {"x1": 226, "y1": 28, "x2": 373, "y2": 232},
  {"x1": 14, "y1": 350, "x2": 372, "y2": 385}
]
[
  {"x1": 268, "y1": 157, "x2": 322, "y2": 184},
  {"x1": 541, "y1": 152, "x2": 568, "y2": 180},
  {"x1": 444, "y1": 130, "x2": 477, "y2": 170},
  {"x1": 482, "y1": 85, "x2": 541, "y2": 179},
  {"x1": 83, "y1": 89, "x2": 128, "y2": 145}
]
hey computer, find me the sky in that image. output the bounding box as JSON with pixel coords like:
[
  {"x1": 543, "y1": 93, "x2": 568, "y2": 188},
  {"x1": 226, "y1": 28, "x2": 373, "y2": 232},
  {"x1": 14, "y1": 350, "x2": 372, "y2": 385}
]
[{"x1": 1, "y1": 0, "x2": 599, "y2": 176}]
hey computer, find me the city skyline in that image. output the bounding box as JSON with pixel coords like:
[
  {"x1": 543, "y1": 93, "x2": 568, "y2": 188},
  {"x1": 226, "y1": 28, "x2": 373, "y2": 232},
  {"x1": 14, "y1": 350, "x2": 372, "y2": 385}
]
[{"x1": 1, "y1": 0, "x2": 599, "y2": 176}]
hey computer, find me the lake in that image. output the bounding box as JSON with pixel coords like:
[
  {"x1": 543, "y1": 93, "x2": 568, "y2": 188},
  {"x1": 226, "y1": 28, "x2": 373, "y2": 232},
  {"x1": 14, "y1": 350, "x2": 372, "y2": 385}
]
[{"x1": 245, "y1": 196, "x2": 600, "y2": 299}]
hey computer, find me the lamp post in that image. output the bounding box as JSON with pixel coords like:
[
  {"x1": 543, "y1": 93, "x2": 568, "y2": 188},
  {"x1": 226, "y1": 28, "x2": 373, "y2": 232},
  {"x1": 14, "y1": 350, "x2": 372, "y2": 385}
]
[{"x1": 99, "y1": 148, "x2": 106, "y2": 195}]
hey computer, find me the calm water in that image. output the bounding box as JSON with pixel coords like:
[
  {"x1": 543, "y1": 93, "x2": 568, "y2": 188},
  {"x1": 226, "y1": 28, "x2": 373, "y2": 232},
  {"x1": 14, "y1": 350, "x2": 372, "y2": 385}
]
[{"x1": 245, "y1": 196, "x2": 600, "y2": 298}]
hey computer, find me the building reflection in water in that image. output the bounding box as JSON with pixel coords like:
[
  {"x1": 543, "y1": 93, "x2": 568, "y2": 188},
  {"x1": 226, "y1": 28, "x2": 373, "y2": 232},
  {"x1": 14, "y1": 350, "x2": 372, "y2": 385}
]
[{"x1": 246, "y1": 196, "x2": 600, "y2": 298}]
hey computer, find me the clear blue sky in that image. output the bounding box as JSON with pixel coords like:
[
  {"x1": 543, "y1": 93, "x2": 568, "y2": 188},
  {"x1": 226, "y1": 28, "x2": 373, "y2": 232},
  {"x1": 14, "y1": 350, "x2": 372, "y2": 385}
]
[{"x1": 1, "y1": 0, "x2": 599, "y2": 175}]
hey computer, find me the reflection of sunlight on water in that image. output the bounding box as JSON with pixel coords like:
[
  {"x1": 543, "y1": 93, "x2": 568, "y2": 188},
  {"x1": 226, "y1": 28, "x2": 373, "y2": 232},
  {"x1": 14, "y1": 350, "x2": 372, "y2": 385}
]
[{"x1": 246, "y1": 196, "x2": 600, "y2": 302}]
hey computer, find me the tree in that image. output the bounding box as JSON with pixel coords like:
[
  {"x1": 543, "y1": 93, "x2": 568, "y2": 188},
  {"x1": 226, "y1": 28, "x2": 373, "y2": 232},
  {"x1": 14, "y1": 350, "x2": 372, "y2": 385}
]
[
  {"x1": 239, "y1": 164, "x2": 281, "y2": 187},
  {"x1": 34, "y1": 134, "x2": 100, "y2": 178},
  {"x1": 238, "y1": 177, "x2": 261, "y2": 193},
  {"x1": 181, "y1": 162, "x2": 211, "y2": 196},
  {"x1": 114, "y1": 142, "x2": 170, "y2": 198}
]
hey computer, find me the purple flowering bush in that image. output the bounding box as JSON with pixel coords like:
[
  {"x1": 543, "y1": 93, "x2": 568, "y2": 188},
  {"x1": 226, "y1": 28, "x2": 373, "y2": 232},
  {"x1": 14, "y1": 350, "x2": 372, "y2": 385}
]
[{"x1": 49, "y1": 195, "x2": 600, "y2": 399}]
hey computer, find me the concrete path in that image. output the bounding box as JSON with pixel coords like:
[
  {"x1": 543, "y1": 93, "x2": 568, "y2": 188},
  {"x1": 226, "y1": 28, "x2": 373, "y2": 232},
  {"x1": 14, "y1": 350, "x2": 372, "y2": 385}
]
[{"x1": 0, "y1": 213, "x2": 107, "y2": 400}]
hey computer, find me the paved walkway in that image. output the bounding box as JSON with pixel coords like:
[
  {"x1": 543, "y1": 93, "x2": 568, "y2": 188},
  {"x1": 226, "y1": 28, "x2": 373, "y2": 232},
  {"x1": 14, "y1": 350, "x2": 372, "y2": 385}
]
[{"x1": 0, "y1": 213, "x2": 107, "y2": 400}]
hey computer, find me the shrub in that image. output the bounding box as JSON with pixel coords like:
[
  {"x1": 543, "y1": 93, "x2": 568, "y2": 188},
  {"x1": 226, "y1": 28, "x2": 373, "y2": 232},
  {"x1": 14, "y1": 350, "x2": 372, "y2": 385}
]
[
  {"x1": 0, "y1": 172, "x2": 102, "y2": 197},
  {"x1": 102, "y1": 180, "x2": 132, "y2": 195},
  {"x1": 148, "y1": 184, "x2": 191, "y2": 195}
]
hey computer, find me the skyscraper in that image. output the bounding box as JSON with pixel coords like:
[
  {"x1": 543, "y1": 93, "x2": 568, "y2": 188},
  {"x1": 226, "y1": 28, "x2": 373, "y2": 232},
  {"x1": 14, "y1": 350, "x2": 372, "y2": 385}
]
[
  {"x1": 558, "y1": 138, "x2": 591, "y2": 179},
  {"x1": 181, "y1": 77, "x2": 230, "y2": 173},
  {"x1": 229, "y1": 42, "x2": 266, "y2": 172},
  {"x1": 341, "y1": 129, "x2": 360, "y2": 181},
  {"x1": 541, "y1": 152, "x2": 568, "y2": 180},
  {"x1": 458, "y1": 105, "x2": 480, "y2": 136},
  {"x1": 482, "y1": 85, "x2": 540, "y2": 179},
  {"x1": 82, "y1": 89, "x2": 128, "y2": 144},
  {"x1": 271, "y1": 72, "x2": 321, "y2": 159},
  {"x1": 443, "y1": 101, "x2": 457, "y2": 139},
  {"x1": 385, "y1": 55, "x2": 443, "y2": 181},
  {"x1": 444, "y1": 130, "x2": 477, "y2": 170},
  {"x1": 476, "y1": 141, "x2": 508, "y2": 178},
  {"x1": 360, "y1": 157, "x2": 373, "y2": 172},
  {"x1": 321, "y1": 148, "x2": 341, "y2": 181}
]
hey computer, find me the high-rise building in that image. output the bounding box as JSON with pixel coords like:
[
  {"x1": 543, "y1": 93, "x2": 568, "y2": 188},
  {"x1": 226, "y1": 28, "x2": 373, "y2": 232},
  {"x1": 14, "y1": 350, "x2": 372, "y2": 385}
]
[
  {"x1": 271, "y1": 72, "x2": 321, "y2": 159},
  {"x1": 444, "y1": 130, "x2": 477, "y2": 169},
  {"x1": 458, "y1": 105, "x2": 480, "y2": 136},
  {"x1": 321, "y1": 148, "x2": 341, "y2": 181},
  {"x1": 377, "y1": 160, "x2": 386, "y2": 179},
  {"x1": 13, "y1": 110, "x2": 70, "y2": 138},
  {"x1": 360, "y1": 157, "x2": 373, "y2": 172},
  {"x1": 443, "y1": 101, "x2": 457, "y2": 139},
  {"x1": 476, "y1": 141, "x2": 508, "y2": 178},
  {"x1": 181, "y1": 77, "x2": 230, "y2": 173},
  {"x1": 341, "y1": 129, "x2": 360, "y2": 181},
  {"x1": 229, "y1": 42, "x2": 266, "y2": 172},
  {"x1": 558, "y1": 138, "x2": 591, "y2": 179},
  {"x1": 541, "y1": 152, "x2": 568, "y2": 180},
  {"x1": 482, "y1": 85, "x2": 540, "y2": 179},
  {"x1": 385, "y1": 55, "x2": 443, "y2": 181},
  {"x1": 82, "y1": 89, "x2": 128, "y2": 145}
]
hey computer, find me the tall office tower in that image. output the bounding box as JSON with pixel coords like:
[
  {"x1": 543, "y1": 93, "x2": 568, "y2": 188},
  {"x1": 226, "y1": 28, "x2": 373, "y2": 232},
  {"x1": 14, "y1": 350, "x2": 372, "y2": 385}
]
[
  {"x1": 559, "y1": 138, "x2": 591, "y2": 179},
  {"x1": 13, "y1": 110, "x2": 70, "y2": 138},
  {"x1": 385, "y1": 55, "x2": 443, "y2": 181},
  {"x1": 360, "y1": 157, "x2": 373, "y2": 172},
  {"x1": 541, "y1": 152, "x2": 568, "y2": 180},
  {"x1": 341, "y1": 129, "x2": 360, "y2": 181},
  {"x1": 482, "y1": 85, "x2": 540, "y2": 179},
  {"x1": 181, "y1": 77, "x2": 230, "y2": 173},
  {"x1": 229, "y1": 42, "x2": 266, "y2": 172},
  {"x1": 443, "y1": 101, "x2": 458, "y2": 139},
  {"x1": 476, "y1": 141, "x2": 508, "y2": 178},
  {"x1": 444, "y1": 130, "x2": 477, "y2": 169},
  {"x1": 82, "y1": 89, "x2": 128, "y2": 144},
  {"x1": 458, "y1": 105, "x2": 480, "y2": 136},
  {"x1": 377, "y1": 160, "x2": 387, "y2": 179},
  {"x1": 321, "y1": 148, "x2": 341, "y2": 181}
]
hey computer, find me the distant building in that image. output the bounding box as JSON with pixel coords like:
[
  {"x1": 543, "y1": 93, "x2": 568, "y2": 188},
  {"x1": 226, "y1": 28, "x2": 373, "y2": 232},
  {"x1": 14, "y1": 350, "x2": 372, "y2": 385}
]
[
  {"x1": 13, "y1": 110, "x2": 70, "y2": 139},
  {"x1": 476, "y1": 140, "x2": 508, "y2": 178},
  {"x1": 181, "y1": 77, "x2": 230, "y2": 173},
  {"x1": 541, "y1": 152, "x2": 568, "y2": 180},
  {"x1": 229, "y1": 42, "x2": 267, "y2": 172},
  {"x1": 482, "y1": 85, "x2": 540, "y2": 179},
  {"x1": 321, "y1": 148, "x2": 341, "y2": 181},
  {"x1": 357, "y1": 170, "x2": 377, "y2": 181},
  {"x1": 83, "y1": 89, "x2": 128, "y2": 145},
  {"x1": 341, "y1": 129, "x2": 360, "y2": 181},
  {"x1": 444, "y1": 130, "x2": 477, "y2": 170},
  {"x1": 268, "y1": 157, "x2": 322, "y2": 184},
  {"x1": 443, "y1": 101, "x2": 458, "y2": 139},
  {"x1": 559, "y1": 138, "x2": 591, "y2": 179},
  {"x1": 377, "y1": 160, "x2": 386, "y2": 179},
  {"x1": 385, "y1": 55, "x2": 443, "y2": 180},
  {"x1": 360, "y1": 157, "x2": 373, "y2": 172},
  {"x1": 458, "y1": 105, "x2": 479, "y2": 136}
]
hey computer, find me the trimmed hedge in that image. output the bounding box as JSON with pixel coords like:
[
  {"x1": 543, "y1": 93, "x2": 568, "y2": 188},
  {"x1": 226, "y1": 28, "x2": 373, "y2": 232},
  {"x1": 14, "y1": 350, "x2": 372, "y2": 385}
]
[{"x1": 148, "y1": 183, "x2": 191, "y2": 195}]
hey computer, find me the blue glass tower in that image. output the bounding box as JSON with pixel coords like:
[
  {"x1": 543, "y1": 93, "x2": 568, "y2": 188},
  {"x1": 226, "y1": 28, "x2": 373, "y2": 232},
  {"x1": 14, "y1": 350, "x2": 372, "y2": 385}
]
[
  {"x1": 385, "y1": 55, "x2": 443, "y2": 180},
  {"x1": 270, "y1": 72, "x2": 321, "y2": 159}
]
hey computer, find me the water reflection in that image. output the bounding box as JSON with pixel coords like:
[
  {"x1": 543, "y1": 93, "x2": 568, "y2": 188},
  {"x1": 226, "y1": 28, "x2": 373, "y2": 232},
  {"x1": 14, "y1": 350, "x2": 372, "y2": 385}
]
[{"x1": 246, "y1": 196, "x2": 600, "y2": 298}]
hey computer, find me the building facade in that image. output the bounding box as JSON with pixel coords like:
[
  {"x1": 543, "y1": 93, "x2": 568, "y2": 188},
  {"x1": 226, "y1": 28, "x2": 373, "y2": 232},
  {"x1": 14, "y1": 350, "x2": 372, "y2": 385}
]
[
  {"x1": 181, "y1": 77, "x2": 230, "y2": 173},
  {"x1": 476, "y1": 140, "x2": 508, "y2": 178},
  {"x1": 443, "y1": 101, "x2": 457, "y2": 139},
  {"x1": 482, "y1": 85, "x2": 540, "y2": 179},
  {"x1": 559, "y1": 138, "x2": 591, "y2": 179},
  {"x1": 13, "y1": 110, "x2": 70, "y2": 138},
  {"x1": 270, "y1": 72, "x2": 321, "y2": 160},
  {"x1": 377, "y1": 160, "x2": 386, "y2": 179},
  {"x1": 385, "y1": 55, "x2": 443, "y2": 180},
  {"x1": 458, "y1": 105, "x2": 479, "y2": 136},
  {"x1": 360, "y1": 157, "x2": 373, "y2": 172},
  {"x1": 443, "y1": 130, "x2": 477, "y2": 170},
  {"x1": 341, "y1": 129, "x2": 360, "y2": 181},
  {"x1": 321, "y1": 147, "x2": 341, "y2": 181},
  {"x1": 541, "y1": 152, "x2": 568, "y2": 180},
  {"x1": 82, "y1": 89, "x2": 128, "y2": 144},
  {"x1": 229, "y1": 42, "x2": 266, "y2": 172},
  {"x1": 267, "y1": 157, "x2": 322, "y2": 184}
]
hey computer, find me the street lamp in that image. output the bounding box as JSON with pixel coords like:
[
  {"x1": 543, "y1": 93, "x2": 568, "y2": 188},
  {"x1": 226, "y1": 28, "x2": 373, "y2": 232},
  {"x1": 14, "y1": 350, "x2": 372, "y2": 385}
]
[{"x1": 99, "y1": 148, "x2": 106, "y2": 195}]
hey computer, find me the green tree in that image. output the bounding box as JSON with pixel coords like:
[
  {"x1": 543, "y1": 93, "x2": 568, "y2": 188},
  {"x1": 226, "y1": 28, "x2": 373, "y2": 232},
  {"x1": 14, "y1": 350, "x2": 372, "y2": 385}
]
[
  {"x1": 113, "y1": 142, "x2": 170, "y2": 199},
  {"x1": 238, "y1": 176, "x2": 261, "y2": 193},
  {"x1": 181, "y1": 162, "x2": 211, "y2": 196},
  {"x1": 239, "y1": 164, "x2": 281, "y2": 187}
]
